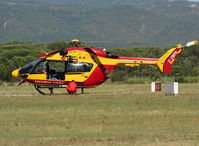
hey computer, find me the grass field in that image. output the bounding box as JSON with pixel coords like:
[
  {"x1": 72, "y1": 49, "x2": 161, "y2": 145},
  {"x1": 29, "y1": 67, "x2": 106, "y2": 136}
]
[{"x1": 0, "y1": 83, "x2": 199, "y2": 145}]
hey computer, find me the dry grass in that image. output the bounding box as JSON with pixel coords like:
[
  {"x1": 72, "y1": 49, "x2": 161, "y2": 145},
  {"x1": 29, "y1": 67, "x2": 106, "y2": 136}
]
[{"x1": 0, "y1": 83, "x2": 199, "y2": 145}]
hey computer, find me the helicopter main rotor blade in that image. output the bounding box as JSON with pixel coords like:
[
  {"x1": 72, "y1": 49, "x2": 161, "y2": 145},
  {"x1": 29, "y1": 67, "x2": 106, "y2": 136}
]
[
  {"x1": 86, "y1": 40, "x2": 145, "y2": 45},
  {"x1": 0, "y1": 42, "x2": 48, "y2": 48}
]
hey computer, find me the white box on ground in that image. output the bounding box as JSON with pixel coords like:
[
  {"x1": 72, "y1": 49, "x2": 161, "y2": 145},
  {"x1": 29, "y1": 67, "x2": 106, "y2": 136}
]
[
  {"x1": 151, "y1": 82, "x2": 155, "y2": 92},
  {"x1": 151, "y1": 82, "x2": 161, "y2": 92},
  {"x1": 165, "y1": 82, "x2": 178, "y2": 96}
]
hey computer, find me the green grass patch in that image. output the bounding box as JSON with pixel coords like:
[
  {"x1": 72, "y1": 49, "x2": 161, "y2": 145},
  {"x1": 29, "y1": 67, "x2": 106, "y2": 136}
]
[{"x1": 0, "y1": 83, "x2": 199, "y2": 145}]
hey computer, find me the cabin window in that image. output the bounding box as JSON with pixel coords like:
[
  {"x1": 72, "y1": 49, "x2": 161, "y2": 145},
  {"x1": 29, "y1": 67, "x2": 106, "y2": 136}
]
[
  {"x1": 48, "y1": 61, "x2": 65, "y2": 73},
  {"x1": 66, "y1": 62, "x2": 93, "y2": 72}
]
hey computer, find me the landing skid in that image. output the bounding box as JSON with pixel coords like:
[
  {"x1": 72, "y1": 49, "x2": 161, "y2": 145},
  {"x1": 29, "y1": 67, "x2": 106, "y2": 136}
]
[
  {"x1": 34, "y1": 85, "x2": 85, "y2": 95},
  {"x1": 34, "y1": 85, "x2": 49, "y2": 95}
]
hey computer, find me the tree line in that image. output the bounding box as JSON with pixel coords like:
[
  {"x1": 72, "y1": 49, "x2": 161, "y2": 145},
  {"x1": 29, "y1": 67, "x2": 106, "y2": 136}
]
[{"x1": 0, "y1": 41, "x2": 198, "y2": 82}]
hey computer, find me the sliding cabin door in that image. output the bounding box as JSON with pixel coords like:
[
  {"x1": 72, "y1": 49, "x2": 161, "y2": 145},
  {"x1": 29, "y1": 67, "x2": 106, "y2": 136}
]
[{"x1": 46, "y1": 61, "x2": 66, "y2": 81}]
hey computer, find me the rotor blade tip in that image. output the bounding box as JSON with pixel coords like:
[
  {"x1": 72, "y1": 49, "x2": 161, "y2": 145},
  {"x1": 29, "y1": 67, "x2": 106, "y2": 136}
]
[{"x1": 186, "y1": 40, "x2": 198, "y2": 47}]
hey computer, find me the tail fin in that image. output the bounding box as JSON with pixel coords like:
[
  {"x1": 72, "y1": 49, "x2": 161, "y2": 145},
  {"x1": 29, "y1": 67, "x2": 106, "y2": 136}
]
[{"x1": 157, "y1": 40, "x2": 198, "y2": 73}]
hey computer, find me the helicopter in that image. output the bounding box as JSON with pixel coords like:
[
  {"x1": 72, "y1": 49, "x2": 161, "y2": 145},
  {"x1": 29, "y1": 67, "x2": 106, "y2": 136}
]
[{"x1": 11, "y1": 39, "x2": 198, "y2": 95}]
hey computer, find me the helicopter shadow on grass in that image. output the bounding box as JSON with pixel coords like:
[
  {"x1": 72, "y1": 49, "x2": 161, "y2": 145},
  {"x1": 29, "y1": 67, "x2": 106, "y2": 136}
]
[{"x1": 38, "y1": 93, "x2": 90, "y2": 96}]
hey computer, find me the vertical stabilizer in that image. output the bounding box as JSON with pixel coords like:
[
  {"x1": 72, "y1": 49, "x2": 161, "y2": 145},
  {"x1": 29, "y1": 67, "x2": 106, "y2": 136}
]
[{"x1": 157, "y1": 40, "x2": 198, "y2": 73}]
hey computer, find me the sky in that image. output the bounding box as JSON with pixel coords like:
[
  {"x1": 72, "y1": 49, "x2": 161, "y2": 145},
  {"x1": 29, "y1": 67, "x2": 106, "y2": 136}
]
[{"x1": 187, "y1": 0, "x2": 199, "y2": 2}]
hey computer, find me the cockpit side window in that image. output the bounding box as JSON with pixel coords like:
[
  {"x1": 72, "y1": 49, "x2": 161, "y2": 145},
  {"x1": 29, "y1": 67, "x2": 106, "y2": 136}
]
[
  {"x1": 66, "y1": 62, "x2": 93, "y2": 72},
  {"x1": 31, "y1": 61, "x2": 47, "y2": 74}
]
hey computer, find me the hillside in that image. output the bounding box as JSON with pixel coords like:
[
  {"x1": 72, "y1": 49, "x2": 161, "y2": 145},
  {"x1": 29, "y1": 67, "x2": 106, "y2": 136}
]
[
  {"x1": 0, "y1": 0, "x2": 199, "y2": 47},
  {"x1": 2, "y1": 0, "x2": 170, "y2": 5}
]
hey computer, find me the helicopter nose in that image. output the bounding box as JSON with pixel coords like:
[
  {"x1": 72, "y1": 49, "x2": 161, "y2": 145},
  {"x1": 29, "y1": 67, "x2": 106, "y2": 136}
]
[{"x1": 12, "y1": 69, "x2": 20, "y2": 78}]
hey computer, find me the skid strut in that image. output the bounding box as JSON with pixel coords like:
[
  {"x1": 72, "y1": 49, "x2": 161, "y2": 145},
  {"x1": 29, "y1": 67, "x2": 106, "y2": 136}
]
[
  {"x1": 49, "y1": 87, "x2": 53, "y2": 94},
  {"x1": 34, "y1": 85, "x2": 55, "y2": 95},
  {"x1": 34, "y1": 85, "x2": 46, "y2": 95},
  {"x1": 81, "y1": 87, "x2": 84, "y2": 94}
]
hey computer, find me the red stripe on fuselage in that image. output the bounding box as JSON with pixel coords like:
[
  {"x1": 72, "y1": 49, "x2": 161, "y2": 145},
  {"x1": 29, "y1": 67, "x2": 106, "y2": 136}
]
[{"x1": 27, "y1": 79, "x2": 67, "y2": 86}]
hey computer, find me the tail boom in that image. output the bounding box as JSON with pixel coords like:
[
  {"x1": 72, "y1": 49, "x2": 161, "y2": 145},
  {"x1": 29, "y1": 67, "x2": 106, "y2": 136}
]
[
  {"x1": 118, "y1": 57, "x2": 158, "y2": 66},
  {"x1": 117, "y1": 40, "x2": 197, "y2": 73},
  {"x1": 117, "y1": 45, "x2": 182, "y2": 73}
]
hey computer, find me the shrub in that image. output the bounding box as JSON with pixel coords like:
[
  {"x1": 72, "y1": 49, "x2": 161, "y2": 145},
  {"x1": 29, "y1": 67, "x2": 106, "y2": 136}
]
[
  {"x1": 111, "y1": 71, "x2": 127, "y2": 82},
  {"x1": 174, "y1": 76, "x2": 185, "y2": 83}
]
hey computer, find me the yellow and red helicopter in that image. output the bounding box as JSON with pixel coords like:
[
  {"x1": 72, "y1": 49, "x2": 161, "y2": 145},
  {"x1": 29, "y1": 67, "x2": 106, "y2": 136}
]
[{"x1": 11, "y1": 39, "x2": 198, "y2": 94}]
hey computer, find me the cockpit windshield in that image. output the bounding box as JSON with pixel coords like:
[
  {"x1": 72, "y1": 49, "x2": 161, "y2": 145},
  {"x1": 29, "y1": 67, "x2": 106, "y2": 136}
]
[{"x1": 19, "y1": 59, "x2": 42, "y2": 74}]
